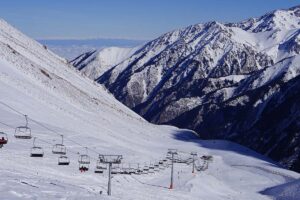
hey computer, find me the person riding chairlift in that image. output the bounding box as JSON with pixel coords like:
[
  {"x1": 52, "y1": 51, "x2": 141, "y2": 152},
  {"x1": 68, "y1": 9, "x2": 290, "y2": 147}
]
[
  {"x1": 0, "y1": 137, "x2": 7, "y2": 144},
  {"x1": 79, "y1": 166, "x2": 88, "y2": 172}
]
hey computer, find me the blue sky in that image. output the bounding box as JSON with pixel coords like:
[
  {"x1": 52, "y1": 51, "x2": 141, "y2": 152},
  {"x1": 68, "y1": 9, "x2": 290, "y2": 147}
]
[{"x1": 0, "y1": 0, "x2": 299, "y2": 40}]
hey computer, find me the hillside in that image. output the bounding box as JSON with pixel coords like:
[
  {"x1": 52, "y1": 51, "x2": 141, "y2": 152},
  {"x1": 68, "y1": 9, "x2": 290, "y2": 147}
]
[{"x1": 70, "y1": 47, "x2": 137, "y2": 80}]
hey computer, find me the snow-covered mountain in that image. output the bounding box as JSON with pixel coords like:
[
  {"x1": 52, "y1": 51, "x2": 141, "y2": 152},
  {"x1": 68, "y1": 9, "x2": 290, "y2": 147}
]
[
  {"x1": 98, "y1": 5, "x2": 300, "y2": 172},
  {"x1": 70, "y1": 47, "x2": 137, "y2": 80},
  {"x1": 39, "y1": 39, "x2": 145, "y2": 60},
  {"x1": 3, "y1": 17, "x2": 300, "y2": 200},
  {"x1": 1, "y1": 17, "x2": 300, "y2": 199}
]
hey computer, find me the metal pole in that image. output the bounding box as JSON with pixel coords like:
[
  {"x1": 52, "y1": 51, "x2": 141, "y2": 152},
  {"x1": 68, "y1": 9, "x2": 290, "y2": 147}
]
[
  {"x1": 170, "y1": 153, "x2": 174, "y2": 189},
  {"x1": 108, "y1": 163, "x2": 112, "y2": 196},
  {"x1": 192, "y1": 155, "x2": 195, "y2": 173}
]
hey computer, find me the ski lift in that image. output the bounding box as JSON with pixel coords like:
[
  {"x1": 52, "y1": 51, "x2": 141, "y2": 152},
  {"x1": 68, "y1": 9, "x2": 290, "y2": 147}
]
[
  {"x1": 124, "y1": 164, "x2": 135, "y2": 175},
  {"x1": 95, "y1": 160, "x2": 107, "y2": 174},
  {"x1": 153, "y1": 162, "x2": 160, "y2": 172},
  {"x1": 136, "y1": 166, "x2": 143, "y2": 174},
  {"x1": 30, "y1": 137, "x2": 44, "y2": 157},
  {"x1": 142, "y1": 168, "x2": 149, "y2": 174},
  {"x1": 149, "y1": 164, "x2": 154, "y2": 169},
  {"x1": 149, "y1": 164, "x2": 155, "y2": 173},
  {"x1": 129, "y1": 168, "x2": 136, "y2": 175},
  {"x1": 131, "y1": 164, "x2": 141, "y2": 175},
  {"x1": 111, "y1": 165, "x2": 120, "y2": 174},
  {"x1": 78, "y1": 147, "x2": 90, "y2": 164},
  {"x1": 143, "y1": 163, "x2": 149, "y2": 174},
  {"x1": 58, "y1": 155, "x2": 70, "y2": 165},
  {"x1": 78, "y1": 147, "x2": 90, "y2": 172},
  {"x1": 166, "y1": 153, "x2": 172, "y2": 160},
  {"x1": 0, "y1": 132, "x2": 8, "y2": 147},
  {"x1": 15, "y1": 115, "x2": 32, "y2": 139},
  {"x1": 52, "y1": 135, "x2": 66, "y2": 155},
  {"x1": 159, "y1": 164, "x2": 165, "y2": 170},
  {"x1": 123, "y1": 168, "x2": 130, "y2": 175}
]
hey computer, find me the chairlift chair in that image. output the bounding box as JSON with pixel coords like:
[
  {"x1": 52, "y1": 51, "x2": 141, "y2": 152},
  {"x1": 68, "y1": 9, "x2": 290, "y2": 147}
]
[
  {"x1": 143, "y1": 164, "x2": 149, "y2": 174},
  {"x1": 78, "y1": 147, "x2": 90, "y2": 164},
  {"x1": 154, "y1": 162, "x2": 160, "y2": 172},
  {"x1": 94, "y1": 169, "x2": 104, "y2": 174},
  {"x1": 96, "y1": 160, "x2": 107, "y2": 170},
  {"x1": 136, "y1": 168, "x2": 143, "y2": 174},
  {"x1": 149, "y1": 164, "x2": 155, "y2": 173},
  {"x1": 120, "y1": 167, "x2": 125, "y2": 174},
  {"x1": 78, "y1": 147, "x2": 90, "y2": 172},
  {"x1": 52, "y1": 135, "x2": 66, "y2": 155},
  {"x1": 0, "y1": 132, "x2": 8, "y2": 146},
  {"x1": 166, "y1": 153, "x2": 172, "y2": 160},
  {"x1": 95, "y1": 160, "x2": 107, "y2": 174},
  {"x1": 79, "y1": 154, "x2": 90, "y2": 164},
  {"x1": 123, "y1": 168, "x2": 130, "y2": 175},
  {"x1": 111, "y1": 165, "x2": 120, "y2": 174},
  {"x1": 30, "y1": 137, "x2": 44, "y2": 157},
  {"x1": 142, "y1": 168, "x2": 149, "y2": 174},
  {"x1": 129, "y1": 168, "x2": 136, "y2": 175},
  {"x1": 30, "y1": 146, "x2": 44, "y2": 157},
  {"x1": 159, "y1": 164, "x2": 165, "y2": 170},
  {"x1": 58, "y1": 155, "x2": 70, "y2": 165},
  {"x1": 15, "y1": 115, "x2": 32, "y2": 139}
]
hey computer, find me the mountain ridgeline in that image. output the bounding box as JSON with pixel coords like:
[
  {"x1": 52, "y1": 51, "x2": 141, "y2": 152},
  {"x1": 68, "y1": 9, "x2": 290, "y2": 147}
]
[{"x1": 86, "y1": 6, "x2": 300, "y2": 172}]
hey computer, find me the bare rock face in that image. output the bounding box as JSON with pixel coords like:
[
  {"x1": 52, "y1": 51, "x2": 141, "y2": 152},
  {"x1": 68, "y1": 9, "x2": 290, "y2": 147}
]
[{"x1": 97, "y1": 6, "x2": 300, "y2": 172}]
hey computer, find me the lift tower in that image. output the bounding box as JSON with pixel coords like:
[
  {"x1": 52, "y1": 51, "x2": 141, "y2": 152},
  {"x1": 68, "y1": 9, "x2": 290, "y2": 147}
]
[{"x1": 98, "y1": 154, "x2": 123, "y2": 196}]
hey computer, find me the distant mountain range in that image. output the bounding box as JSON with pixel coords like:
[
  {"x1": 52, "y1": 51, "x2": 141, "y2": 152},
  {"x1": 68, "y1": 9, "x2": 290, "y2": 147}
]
[{"x1": 38, "y1": 38, "x2": 145, "y2": 60}]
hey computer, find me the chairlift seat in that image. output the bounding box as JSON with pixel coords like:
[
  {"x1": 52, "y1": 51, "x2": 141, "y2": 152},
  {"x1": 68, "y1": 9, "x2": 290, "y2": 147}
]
[
  {"x1": 58, "y1": 156, "x2": 70, "y2": 165},
  {"x1": 30, "y1": 147, "x2": 44, "y2": 157},
  {"x1": 52, "y1": 144, "x2": 66, "y2": 155},
  {"x1": 0, "y1": 132, "x2": 8, "y2": 145},
  {"x1": 96, "y1": 165, "x2": 107, "y2": 170},
  {"x1": 94, "y1": 169, "x2": 104, "y2": 174},
  {"x1": 78, "y1": 154, "x2": 90, "y2": 164},
  {"x1": 15, "y1": 126, "x2": 32, "y2": 139}
]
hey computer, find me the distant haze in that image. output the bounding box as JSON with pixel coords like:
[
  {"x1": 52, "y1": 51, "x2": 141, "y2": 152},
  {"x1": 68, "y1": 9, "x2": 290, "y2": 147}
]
[{"x1": 39, "y1": 38, "x2": 146, "y2": 60}]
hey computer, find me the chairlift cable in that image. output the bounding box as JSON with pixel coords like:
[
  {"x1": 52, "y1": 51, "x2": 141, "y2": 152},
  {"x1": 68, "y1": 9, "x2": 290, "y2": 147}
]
[
  {"x1": 0, "y1": 120, "x2": 98, "y2": 161},
  {"x1": 0, "y1": 101, "x2": 100, "y2": 155}
]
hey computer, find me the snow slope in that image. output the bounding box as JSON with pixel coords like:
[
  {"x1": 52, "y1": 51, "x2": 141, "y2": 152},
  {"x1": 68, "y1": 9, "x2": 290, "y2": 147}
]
[
  {"x1": 70, "y1": 47, "x2": 137, "y2": 80},
  {"x1": 0, "y1": 18, "x2": 299, "y2": 200}
]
